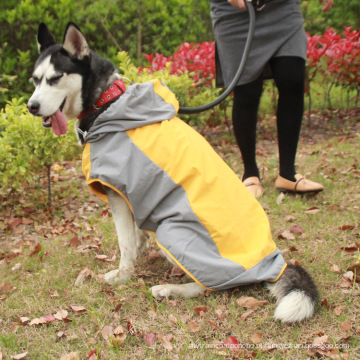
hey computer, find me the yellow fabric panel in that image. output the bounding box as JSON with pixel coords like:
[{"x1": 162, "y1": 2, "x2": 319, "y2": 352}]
[
  {"x1": 149, "y1": 79, "x2": 179, "y2": 112},
  {"x1": 82, "y1": 139, "x2": 212, "y2": 289},
  {"x1": 126, "y1": 118, "x2": 276, "y2": 270}
]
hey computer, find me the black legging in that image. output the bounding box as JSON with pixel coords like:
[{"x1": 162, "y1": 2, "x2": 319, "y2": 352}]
[{"x1": 232, "y1": 56, "x2": 305, "y2": 182}]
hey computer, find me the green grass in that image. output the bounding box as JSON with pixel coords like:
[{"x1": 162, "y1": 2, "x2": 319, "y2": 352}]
[{"x1": 0, "y1": 123, "x2": 359, "y2": 359}]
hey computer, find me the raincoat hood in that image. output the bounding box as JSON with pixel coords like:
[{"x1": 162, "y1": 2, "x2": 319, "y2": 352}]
[{"x1": 84, "y1": 80, "x2": 179, "y2": 143}]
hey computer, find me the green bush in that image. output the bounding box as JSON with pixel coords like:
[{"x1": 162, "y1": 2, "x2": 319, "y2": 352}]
[
  {"x1": 117, "y1": 51, "x2": 231, "y2": 127},
  {"x1": 0, "y1": 0, "x2": 213, "y2": 107},
  {"x1": 0, "y1": 98, "x2": 79, "y2": 203}
]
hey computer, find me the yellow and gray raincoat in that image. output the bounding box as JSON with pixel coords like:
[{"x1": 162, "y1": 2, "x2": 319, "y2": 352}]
[{"x1": 82, "y1": 80, "x2": 286, "y2": 291}]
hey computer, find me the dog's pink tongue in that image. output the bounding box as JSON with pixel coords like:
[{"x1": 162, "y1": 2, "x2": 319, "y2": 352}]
[{"x1": 51, "y1": 109, "x2": 67, "y2": 136}]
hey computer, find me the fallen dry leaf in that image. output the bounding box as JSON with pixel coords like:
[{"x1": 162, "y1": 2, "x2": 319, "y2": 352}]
[
  {"x1": 113, "y1": 325, "x2": 127, "y2": 345},
  {"x1": 215, "y1": 309, "x2": 223, "y2": 320},
  {"x1": 340, "y1": 321, "x2": 352, "y2": 332},
  {"x1": 223, "y1": 336, "x2": 239, "y2": 351},
  {"x1": 158, "y1": 334, "x2": 174, "y2": 351},
  {"x1": 341, "y1": 245, "x2": 359, "y2": 253},
  {"x1": 16, "y1": 316, "x2": 30, "y2": 325},
  {"x1": 87, "y1": 350, "x2": 98, "y2": 360},
  {"x1": 290, "y1": 225, "x2": 303, "y2": 234},
  {"x1": 29, "y1": 242, "x2": 41, "y2": 257},
  {"x1": 331, "y1": 264, "x2": 342, "y2": 273},
  {"x1": 288, "y1": 259, "x2": 302, "y2": 266},
  {"x1": 68, "y1": 305, "x2": 87, "y2": 314},
  {"x1": 57, "y1": 331, "x2": 66, "y2": 339},
  {"x1": 59, "y1": 352, "x2": 79, "y2": 360},
  {"x1": 101, "y1": 325, "x2": 126, "y2": 347},
  {"x1": 144, "y1": 332, "x2": 156, "y2": 346},
  {"x1": 127, "y1": 320, "x2": 139, "y2": 336},
  {"x1": 338, "y1": 225, "x2": 355, "y2": 231},
  {"x1": 188, "y1": 320, "x2": 200, "y2": 333},
  {"x1": 276, "y1": 192, "x2": 285, "y2": 205},
  {"x1": 321, "y1": 299, "x2": 330, "y2": 309},
  {"x1": 332, "y1": 306, "x2": 343, "y2": 316},
  {"x1": 262, "y1": 203, "x2": 270, "y2": 211},
  {"x1": 147, "y1": 250, "x2": 166, "y2": 263},
  {"x1": 101, "y1": 325, "x2": 114, "y2": 346},
  {"x1": 54, "y1": 309, "x2": 69, "y2": 321},
  {"x1": 313, "y1": 335, "x2": 329, "y2": 347},
  {"x1": 240, "y1": 310, "x2": 254, "y2": 321},
  {"x1": 21, "y1": 218, "x2": 33, "y2": 225},
  {"x1": 209, "y1": 320, "x2": 220, "y2": 330},
  {"x1": 11, "y1": 352, "x2": 29, "y2": 360},
  {"x1": 170, "y1": 266, "x2": 185, "y2": 277},
  {"x1": 347, "y1": 262, "x2": 360, "y2": 272},
  {"x1": 250, "y1": 332, "x2": 263, "y2": 344},
  {"x1": 305, "y1": 207, "x2": 320, "y2": 215},
  {"x1": 11, "y1": 263, "x2": 21, "y2": 271},
  {"x1": 50, "y1": 290, "x2": 59, "y2": 298},
  {"x1": 285, "y1": 215, "x2": 296, "y2": 222},
  {"x1": 95, "y1": 254, "x2": 110, "y2": 262},
  {"x1": 236, "y1": 296, "x2": 269, "y2": 309},
  {"x1": 194, "y1": 306, "x2": 208, "y2": 314},
  {"x1": 343, "y1": 271, "x2": 354, "y2": 281},
  {"x1": 68, "y1": 236, "x2": 80, "y2": 247},
  {"x1": 281, "y1": 246, "x2": 299, "y2": 254},
  {"x1": 277, "y1": 230, "x2": 295, "y2": 240},
  {"x1": 0, "y1": 283, "x2": 16, "y2": 295},
  {"x1": 339, "y1": 278, "x2": 352, "y2": 288},
  {"x1": 29, "y1": 316, "x2": 55, "y2": 326}
]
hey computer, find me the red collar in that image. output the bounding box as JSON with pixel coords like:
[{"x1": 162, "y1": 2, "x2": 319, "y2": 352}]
[{"x1": 77, "y1": 79, "x2": 126, "y2": 120}]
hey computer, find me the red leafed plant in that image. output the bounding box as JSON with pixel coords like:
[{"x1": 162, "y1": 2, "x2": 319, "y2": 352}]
[
  {"x1": 325, "y1": 27, "x2": 360, "y2": 90},
  {"x1": 140, "y1": 28, "x2": 359, "y2": 125},
  {"x1": 142, "y1": 42, "x2": 216, "y2": 87},
  {"x1": 307, "y1": 27, "x2": 360, "y2": 109}
]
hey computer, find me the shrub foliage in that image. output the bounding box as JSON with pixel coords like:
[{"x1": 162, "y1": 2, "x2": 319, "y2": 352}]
[{"x1": 0, "y1": 99, "x2": 79, "y2": 204}]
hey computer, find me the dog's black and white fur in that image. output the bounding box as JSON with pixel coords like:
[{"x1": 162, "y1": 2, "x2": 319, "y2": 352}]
[{"x1": 28, "y1": 23, "x2": 318, "y2": 323}]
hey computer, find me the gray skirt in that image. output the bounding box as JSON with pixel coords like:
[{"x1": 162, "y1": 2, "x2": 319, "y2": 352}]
[{"x1": 210, "y1": 0, "x2": 308, "y2": 87}]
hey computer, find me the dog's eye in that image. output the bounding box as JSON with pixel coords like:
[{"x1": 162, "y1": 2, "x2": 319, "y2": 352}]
[
  {"x1": 47, "y1": 74, "x2": 64, "y2": 85},
  {"x1": 32, "y1": 76, "x2": 40, "y2": 86}
]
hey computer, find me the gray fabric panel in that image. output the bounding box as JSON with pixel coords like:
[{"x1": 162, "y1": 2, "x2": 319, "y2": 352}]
[
  {"x1": 85, "y1": 81, "x2": 177, "y2": 142},
  {"x1": 210, "y1": 0, "x2": 307, "y2": 86},
  {"x1": 211, "y1": 249, "x2": 285, "y2": 290},
  {"x1": 89, "y1": 131, "x2": 285, "y2": 289}
]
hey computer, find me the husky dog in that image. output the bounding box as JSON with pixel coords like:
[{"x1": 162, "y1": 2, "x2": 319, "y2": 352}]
[{"x1": 28, "y1": 23, "x2": 318, "y2": 323}]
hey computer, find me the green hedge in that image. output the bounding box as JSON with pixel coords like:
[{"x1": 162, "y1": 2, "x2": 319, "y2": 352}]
[
  {"x1": 0, "y1": 0, "x2": 212, "y2": 107},
  {"x1": 0, "y1": 98, "x2": 79, "y2": 197}
]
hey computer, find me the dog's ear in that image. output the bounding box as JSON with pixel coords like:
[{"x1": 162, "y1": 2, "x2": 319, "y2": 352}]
[
  {"x1": 37, "y1": 23, "x2": 56, "y2": 53},
  {"x1": 62, "y1": 22, "x2": 90, "y2": 60}
]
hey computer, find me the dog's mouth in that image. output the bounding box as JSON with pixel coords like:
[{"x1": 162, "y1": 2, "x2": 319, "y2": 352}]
[{"x1": 42, "y1": 99, "x2": 67, "y2": 136}]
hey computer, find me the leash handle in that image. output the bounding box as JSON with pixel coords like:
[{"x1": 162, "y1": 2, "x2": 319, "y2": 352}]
[{"x1": 178, "y1": 1, "x2": 256, "y2": 115}]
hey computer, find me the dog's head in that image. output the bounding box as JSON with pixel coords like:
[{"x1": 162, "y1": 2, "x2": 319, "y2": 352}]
[{"x1": 27, "y1": 23, "x2": 92, "y2": 135}]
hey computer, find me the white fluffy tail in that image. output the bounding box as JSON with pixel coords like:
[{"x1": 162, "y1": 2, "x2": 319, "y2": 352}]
[{"x1": 267, "y1": 264, "x2": 318, "y2": 323}]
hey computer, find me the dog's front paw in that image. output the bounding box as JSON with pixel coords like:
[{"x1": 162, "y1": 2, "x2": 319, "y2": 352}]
[
  {"x1": 104, "y1": 269, "x2": 132, "y2": 286},
  {"x1": 150, "y1": 284, "x2": 173, "y2": 298}
]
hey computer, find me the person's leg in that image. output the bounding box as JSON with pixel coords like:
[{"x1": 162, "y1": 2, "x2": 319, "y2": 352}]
[
  {"x1": 270, "y1": 56, "x2": 305, "y2": 182},
  {"x1": 232, "y1": 77, "x2": 263, "y2": 181},
  {"x1": 271, "y1": 56, "x2": 324, "y2": 193}
]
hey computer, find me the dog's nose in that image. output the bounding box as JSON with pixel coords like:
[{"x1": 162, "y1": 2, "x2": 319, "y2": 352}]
[{"x1": 27, "y1": 101, "x2": 40, "y2": 115}]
